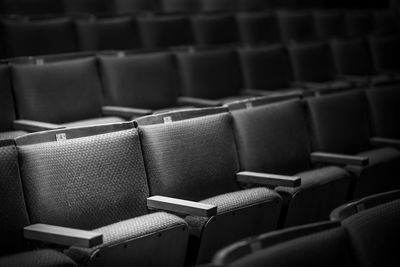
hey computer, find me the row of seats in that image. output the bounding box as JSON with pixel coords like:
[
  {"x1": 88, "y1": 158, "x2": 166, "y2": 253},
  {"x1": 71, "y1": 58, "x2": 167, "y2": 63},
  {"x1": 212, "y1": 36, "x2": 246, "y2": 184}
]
[
  {"x1": 0, "y1": 8, "x2": 398, "y2": 57},
  {"x1": 1, "y1": 89, "x2": 399, "y2": 266},
  {"x1": 210, "y1": 190, "x2": 400, "y2": 267},
  {"x1": 0, "y1": 0, "x2": 386, "y2": 16},
  {"x1": 1, "y1": 37, "x2": 399, "y2": 140}
]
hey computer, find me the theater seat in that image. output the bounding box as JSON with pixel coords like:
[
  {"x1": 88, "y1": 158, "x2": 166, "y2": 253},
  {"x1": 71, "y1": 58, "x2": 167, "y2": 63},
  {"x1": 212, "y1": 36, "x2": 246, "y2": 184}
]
[
  {"x1": 155, "y1": 0, "x2": 197, "y2": 13},
  {"x1": 0, "y1": 250, "x2": 77, "y2": 267},
  {"x1": 369, "y1": 35, "x2": 400, "y2": 75},
  {"x1": 306, "y1": 90, "x2": 400, "y2": 198},
  {"x1": 313, "y1": 9, "x2": 347, "y2": 40},
  {"x1": 137, "y1": 108, "x2": 286, "y2": 264},
  {"x1": 345, "y1": 9, "x2": 373, "y2": 37},
  {"x1": 15, "y1": 122, "x2": 189, "y2": 266},
  {"x1": 372, "y1": 9, "x2": 400, "y2": 35},
  {"x1": 62, "y1": 0, "x2": 113, "y2": 15},
  {"x1": 277, "y1": 10, "x2": 318, "y2": 44},
  {"x1": 228, "y1": 98, "x2": 351, "y2": 227}
]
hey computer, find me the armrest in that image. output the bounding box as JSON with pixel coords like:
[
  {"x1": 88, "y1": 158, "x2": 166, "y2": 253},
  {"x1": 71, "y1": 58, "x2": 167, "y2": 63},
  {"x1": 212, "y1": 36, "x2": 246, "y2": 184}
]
[
  {"x1": 240, "y1": 88, "x2": 303, "y2": 98},
  {"x1": 311, "y1": 152, "x2": 369, "y2": 167},
  {"x1": 370, "y1": 137, "x2": 400, "y2": 149},
  {"x1": 147, "y1": 196, "x2": 217, "y2": 217},
  {"x1": 13, "y1": 120, "x2": 65, "y2": 132},
  {"x1": 102, "y1": 106, "x2": 153, "y2": 119},
  {"x1": 177, "y1": 97, "x2": 222, "y2": 107},
  {"x1": 24, "y1": 224, "x2": 102, "y2": 248},
  {"x1": 290, "y1": 81, "x2": 326, "y2": 90},
  {"x1": 237, "y1": 171, "x2": 301, "y2": 188},
  {"x1": 338, "y1": 75, "x2": 369, "y2": 85}
]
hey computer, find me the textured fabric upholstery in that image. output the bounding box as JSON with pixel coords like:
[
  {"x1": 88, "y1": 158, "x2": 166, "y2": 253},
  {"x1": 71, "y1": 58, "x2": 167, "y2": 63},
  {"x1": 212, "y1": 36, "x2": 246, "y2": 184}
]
[
  {"x1": 0, "y1": 131, "x2": 26, "y2": 140},
  {"x1": 18, "y1": 128, "x2": 149, "y2": 230},
  {"x1": 140, "y1": 112, "x2": 239, "y2": 201},
  {"x1": 369, "y1": 35, "x2": 400, "y2": 71},
  {"x1": 277, "y1": 10, "x2": 318, "y2": 43},
  {"x1": 314, "y1": 10, "x2": 347, "y2": 39},
  {"x1": 367, "y1": 86, "x2": 400, "y2": 138},
  {"x1": 176, "y1": 49, "x2": 243, "y2": 99},
  {"x1": 99, "y1": 52, "x2": 180, "y2": 110},
  {"x1": 342, "y1": 199, "x2": 400, "y2": 267},
  {"x1": 0, "y1": 249, "x2": 77, "y2": 267},
  {"x1": 190, "y1": 14, "x2": 239, "y2": 46},
  {"x1": 306, "y1": 90, "x2": 371, "y2": 154},
  {"x1": 238, "y1": 45, "x2": 294, "y2": 91},
  {"x1": 75, "y1": 17, "x2": 141, "y2": 51},
  {"x1": 0, "y1": 65, "x2": 17, "y2": 133},
  {"x1": 230, "y1": 227, "x2": 353, "y2": 267},
  {"x1": 12, "y1": 58, "x2": 104, "y2": 124},
  {"x1": 62, "y1": 116, "x2": 125, "y2": 128},
  {"x1": 236, "y1": 12, "x2": 281, "y2": 45},
  {"x1": 0, "y1": 144, "x2": 30, "y2": 256},
  {"x1": 345, "y1": 10, "x2": 373, "y2": 37},
  {"x1": 2, "y1": 18, "x2": 77, "y2": 58},
  {"x1": 138, "y1": 15, "x2": 192, "y2": 49},
  {"x1": 231, "y1": 100, "x2": 311, "y2": 175},
  {"x1": 66, "y1": 212, "x2": 186, "y2": 264}
]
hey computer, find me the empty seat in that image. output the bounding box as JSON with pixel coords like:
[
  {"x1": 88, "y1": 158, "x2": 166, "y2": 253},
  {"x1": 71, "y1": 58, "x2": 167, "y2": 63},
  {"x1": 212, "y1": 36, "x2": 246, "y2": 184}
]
[
  {"x1": 98, "y1": 51, "x2": 183, "y2": 111},
  {"x1": 313, "y1": 9, "x2": 348, "y2": 40},
  {"x1": 15, "y1": 122, "x2": 189, "y2": 266},
  {"x1": 306, "y1": 90, "x2": 400, "y2": 198},
  {"x1": 137, "y1": 108, "x2": 284, "y2": 264},
  {"x1": 190, "y1": 14, "x2": 239, "y2": 47},
  {"x1": 235, "y1": 12, "x2": 281, "y2": 46},
  {"x1": 62, "y1": 0, "x2": 113, "y2": 15},
  {"x1": 138, "y1": 15, "x2": 192, "y2": 49},
  {"x1": 372, "y1": 9, "x2": 400, "y2": 35},
  {"x1": 75, "y1": 16, "x2": 141, "y2": 51},
  {"x1": 0, "y1": 0, "x2": 63, "y2": 15},
  {"x1": 369, "y1": 35, "x2": 400, "y2": 74},
  {"x1": 2, "y1": 17, "x2": 78, "y2": 58},
  {"x1": 11, "y1": 57, "x2": 125, "y2": 130},
  {"x1": 289, "y1": 41, "x2": 353, "y2": 93},
  {"x1": 345, "y1": 10, "x2": 373, "y2": 37},
  {"x1": 228, "y1": 98, "x2": 351, "y2": 227},
  {"x1": 277, "y1": 10, "x2": 318, "y2": 44}
]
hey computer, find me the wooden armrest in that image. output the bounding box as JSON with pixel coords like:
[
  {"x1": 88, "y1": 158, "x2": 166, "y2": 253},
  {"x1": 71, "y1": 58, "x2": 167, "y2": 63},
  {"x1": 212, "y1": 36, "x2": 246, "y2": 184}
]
[
  {"x1": 311, "y1": 152, "x2": 369, "y2": 166},
  {"x1": 13, "y1": 120, "x2": 64, "y2": 132},
  {"x1": 102, "y1": 106, "x2": 153, "y2": 119},
  {"x1": 24, "y1": 224, "x2": 102, "y2": 248},
  {"x1": 177, "y1": 97, "x2": 222, "y2": 107},
  {"x1": 237, "y1": 171, "x2": 301, "y2": 188},
  {"x1": 147, "y1": 196, "x2": 217, "y2": 217},
  {"x1": 370, "y1": 137, "x2": 400, "y2": 149}
]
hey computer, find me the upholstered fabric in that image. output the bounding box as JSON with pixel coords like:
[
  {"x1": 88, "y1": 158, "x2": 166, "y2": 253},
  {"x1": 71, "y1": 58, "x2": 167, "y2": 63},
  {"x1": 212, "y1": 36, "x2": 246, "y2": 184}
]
[
  {"x1": 231, "y1": 100, "x2": 311, "y2": 175},
  {"x1": 99, "y1": 52, "x2": 180, "y2": 109},
  {"x1": 367, "y1": 86, "x2": 400, "y2": 138},
  {"x1": 369, "y1": 35, "x2": 400, "y2": 71},
  {"x1": 314, "y1": 10, "x2": 347, "y2": 39},
  {"x1": 0, "y1": 65, "x2": 17, "y2": 132},
  {"x1": 236, "y1": 12, "x2": 281, "y2": 45},
  {"x1": 238, "y1": 45, "x2": 294, "y2": 90},
  {"x1": 158, "y1": 0, "x2": 195, "y2": 13},
  {"x1": 138, "y1": 15, "x2": 192, "y2": 49},
  {"x1": 345, "y1": 10, "x2": 373, "y2": 37},
  {"x1": 0, "y1": 144, "x2": 30, "y2": 256},
  {"x1": 113, "y1": 0, "x2": 154, "y2": 14},
  {"x1": 66, "y1": 212, "x2": 187, "y2": 265},
  {"x1": 0, "y1": 249, "x2": 77, "y2": 267},
  {"x1": 2, "y1": 18, "x2": 77, "y2": 58},
  {"x1": 278, "y1": 10, "x2": 318, "y2": 43},
  {"x1": 342, "y1": 199, "x2": 400, "y2": 267},
  {"x1": 62, "y1": 0, "x2": 113, "y2": 14},
  {"x1": 12, "y1": 58, "x2": 104, "y2": 124},
  {"x1": 140, "y1": 112, "x2": 239, "y2": 201},
  {"x1": 0, "y1": 131, "x2": 26, "y2": 140},
  {"x1": 191, "y1": 14, "x2": 238, "y2": 46},
  {"x1": 75, "y1": 17, "x2": 140, "y2": 51},
  {"x1": 176, "y1": 49, "x2": 243, "y2": 99},
  {"x1": 306, "y1": 90, "x2": 371, "y2": 154},
  {"x1": 18, "y1": 128, "x2": 150, "y2": 230},
  {"x1": 230, "y1": 227, "x2": 353, "y2": 267}
]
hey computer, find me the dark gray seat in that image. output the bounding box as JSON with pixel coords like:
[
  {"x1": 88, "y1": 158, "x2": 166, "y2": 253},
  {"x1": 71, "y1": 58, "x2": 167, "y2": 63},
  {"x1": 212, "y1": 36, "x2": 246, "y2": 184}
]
[
  {"x1": 277, "y1": 10, "x2": 318, "y2": 44},
  {"x1": 313, "y1": 9, "x2": 347, "y2": 40}
]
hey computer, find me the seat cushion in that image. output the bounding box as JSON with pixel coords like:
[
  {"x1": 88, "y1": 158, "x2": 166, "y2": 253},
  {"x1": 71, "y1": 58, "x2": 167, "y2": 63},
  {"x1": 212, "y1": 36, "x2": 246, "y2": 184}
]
[
  {"x1": 0, "y1": 131, "x2": 26, "y2": 140},
  {"x1": 62, "y1": 116, "x2": 125, "y2": 128},
  {"x1": 65, "y1": 212, "x2": 187, "y2": 265},
  {"x1": 0, "y1": 249, "x2": 77, "y2": 267}
]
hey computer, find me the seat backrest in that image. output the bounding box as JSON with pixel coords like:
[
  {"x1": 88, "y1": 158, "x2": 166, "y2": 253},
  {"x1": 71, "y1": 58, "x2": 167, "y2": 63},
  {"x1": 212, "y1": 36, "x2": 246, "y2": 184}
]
[
  {"x1": 277, "y1": 10, "x2": 318, "y2": 44},
  {"x1": 16, "y1": 122, "x2": 150, "y2": 230},
  {"x1": 212, "y1": 222, "x2": 353, "y2": 267},
  {"x1": 235, "y1": 12, "x2": 281, "y2": 46},
  {"x1": 235, "y1": 0, "x2": 273, "y2": 11},
  {"x1": 331, "y1": 38, "x2": 375, "y2": 76},
  {"x1": 62, "y1": 0, "x2": 113, "y2": 14},
  {"x1": 0, "y1": 0, "x2": 63, "y2": 15},
  {"x1": 155, "y1": 0, "x2": 197, "y2": 13},
  {"x1": 289, "y1": 41, "x2": 337, "y2": 82},
  {"x1": 0, "y1": 140, "x2": 30, "y2": 256},
  {"x1": 75, "y1": 16, "x2": 141, "y2": 51},
  {"x1": 345, "y1": 10, "x2": 373, "y2": 37},
  {"x1": 137, "y1": 15, "x2": 192, "y2": 49},
  {"x1": 306, "y1": 90, "x2": 371, "y2": 154},
  {"x1": 2, "y1": 17, "x2": 78, "y2": 58},
  {"x1": 0, "y1": 64, "x2": 17, "y2": 132},
  {"x1": 175, "y1": 48, "x2": 243, "y2": 99},
  {"x1": 366, "y1": 86, "x2": 400, "y2": 139},
  {"x1": 113, "y1": 0, "x2": 154, "y2": 14},
  {"x1": 197, "y1": 0, "x2": 234, "y2": 13},
  {"x1": 98, "y1": 52, "x2": 180, "y2": 110},
  {"x1": 372, "y1": 9, "x2": 400, "y2": 35},
  {"x1": 190, "y1": 14, "x2": 239, "y2": 46},
  {"x1": 11, "y1": 57, "x2": 104, "y2": 124},
  {"x1": 229, "y1": 98, "x2": 311, "y2": 175},
  {"x1": 238, "y1": 45, "x2": 294, "y2": 90},
  {"x1": 137, "y1": 108, "x2": 240, "y2": 201},
  {"x1": 313, "y1": 9, "x2": 347, "y2": 40},
  {"x1": 369, "y1": 35, "x2": 400, "y2": 71}
]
